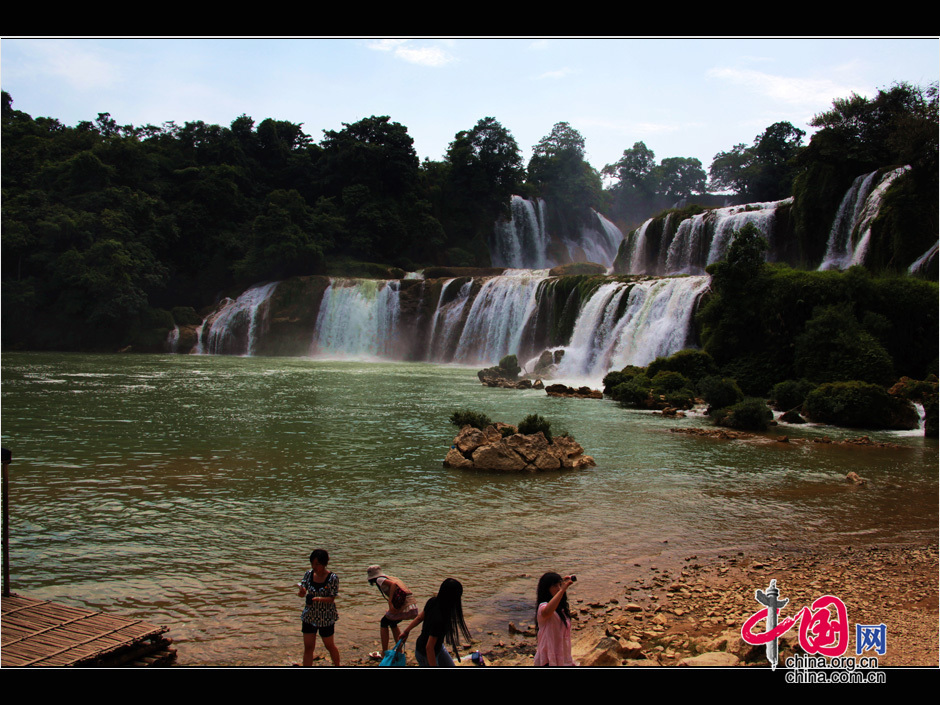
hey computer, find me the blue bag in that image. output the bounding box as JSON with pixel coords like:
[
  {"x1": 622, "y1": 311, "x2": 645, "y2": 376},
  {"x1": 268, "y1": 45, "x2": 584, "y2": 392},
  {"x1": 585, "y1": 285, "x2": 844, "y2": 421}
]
[{"x1": 379, "y1": 638, "x2": 407, "y2": 667}]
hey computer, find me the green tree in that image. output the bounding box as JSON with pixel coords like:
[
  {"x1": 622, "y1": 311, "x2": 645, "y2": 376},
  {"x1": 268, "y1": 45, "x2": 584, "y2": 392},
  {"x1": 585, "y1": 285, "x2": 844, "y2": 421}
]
[
  {"x1": 709, "y1": 121, "x2": 805, "y2": 201},
  {"x1": 526, "y1": 122, "x2": 603, "y2": 212}
]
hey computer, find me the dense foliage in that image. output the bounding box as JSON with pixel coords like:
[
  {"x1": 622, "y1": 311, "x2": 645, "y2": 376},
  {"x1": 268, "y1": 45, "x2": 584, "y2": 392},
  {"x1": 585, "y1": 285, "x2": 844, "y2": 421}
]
[
  {"x1": 803, "y1": 381, "x2": 918, "y2": 430},
  {"x1": 697, "y1": 225, "x2": 937, "y2": 396},
  {"x1": 517, "y1": 414, "x2": 553, "y2": 442},
  {"x1": 450, "y1": 410, "x2": 493, "y2": 430}
]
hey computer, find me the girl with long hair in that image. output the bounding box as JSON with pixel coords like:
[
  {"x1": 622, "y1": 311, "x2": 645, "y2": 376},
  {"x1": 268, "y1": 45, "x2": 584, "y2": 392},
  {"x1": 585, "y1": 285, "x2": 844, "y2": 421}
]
[
  {"x1": 533, "y1": 572, "x2": 575, "y2": 666},
  {"x1": 400, "y1": 578, "x2": 472, "y2": 667}
]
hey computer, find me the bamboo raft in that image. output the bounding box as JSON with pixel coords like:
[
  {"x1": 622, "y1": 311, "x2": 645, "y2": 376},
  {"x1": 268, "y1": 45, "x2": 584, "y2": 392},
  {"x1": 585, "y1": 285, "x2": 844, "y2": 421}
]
[{"x1": 2, "y1": 594, "x2": 176, "y2": 667}]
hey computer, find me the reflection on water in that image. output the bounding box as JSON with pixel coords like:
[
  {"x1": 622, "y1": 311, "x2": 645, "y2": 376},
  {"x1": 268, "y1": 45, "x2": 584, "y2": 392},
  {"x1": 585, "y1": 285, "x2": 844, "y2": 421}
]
[{"x1": 2, "y1": 352, "x2": 936, "y2": 665}]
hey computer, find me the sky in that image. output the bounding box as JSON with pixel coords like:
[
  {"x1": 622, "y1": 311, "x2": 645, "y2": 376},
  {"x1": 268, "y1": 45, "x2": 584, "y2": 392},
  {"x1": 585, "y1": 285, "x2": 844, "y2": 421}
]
[{"x1": 2, "y1": 37, "x2": 938, "y2": 177}]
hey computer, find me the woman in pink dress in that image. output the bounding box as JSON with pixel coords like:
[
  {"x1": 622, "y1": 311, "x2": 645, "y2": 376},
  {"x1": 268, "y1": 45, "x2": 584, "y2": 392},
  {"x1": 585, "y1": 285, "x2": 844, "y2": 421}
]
[{"x1": 533, "y1": 572, "x2": 576, "y2": 666}]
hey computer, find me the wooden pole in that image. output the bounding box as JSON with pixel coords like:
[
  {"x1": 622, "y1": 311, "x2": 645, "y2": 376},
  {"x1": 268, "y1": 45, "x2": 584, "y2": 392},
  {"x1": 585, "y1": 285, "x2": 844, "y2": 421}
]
[{"x1": 2, "y1": 447, "x2": 11, "y2": 596}]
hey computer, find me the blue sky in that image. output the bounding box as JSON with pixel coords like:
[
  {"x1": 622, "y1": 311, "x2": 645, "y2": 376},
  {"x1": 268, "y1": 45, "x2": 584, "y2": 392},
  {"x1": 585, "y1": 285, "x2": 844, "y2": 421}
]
[{"x1": 2, "y1": 37, "x2": 937, "y2": 177}]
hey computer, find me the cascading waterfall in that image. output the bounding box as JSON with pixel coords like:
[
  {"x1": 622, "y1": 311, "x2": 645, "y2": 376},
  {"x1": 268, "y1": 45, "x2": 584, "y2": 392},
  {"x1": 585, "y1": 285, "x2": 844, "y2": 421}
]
[
  {"x1": 187, "y1": 268, "x2": 713, "y2": 382},
  {"x1": 426, "y1": 278, "x2": 474, "y2": 361},
  {"x1": 623, "y1": 200, "x2": 790, "y2": 276},
  {"x1": 490, "y1": 196, "x2": 623, "y2": 268},
  {"x1": 555, "y1": 276, "x2": 710, "y2": 379},
  {"x1": 490, "y1": 196, "x2": 552, "y2": 269},
  {"x1": 452, "y1": 270, "x2": 548, "y2": 365},
  {"x1": 310, "y1": 278, "x2": 401, "y2": 358},
  {"x1": 565, "y1": 211, "x2": 623, "y2": 268},
  {"x1": 909, "y1": 240, "x2": 939, "y2": 276},
  {"x1": 818, "y1": 166, "x2": 911, "y2": 270},
  {"x1": 194, "y1": 282, "x2": 278, "y2": 356}
]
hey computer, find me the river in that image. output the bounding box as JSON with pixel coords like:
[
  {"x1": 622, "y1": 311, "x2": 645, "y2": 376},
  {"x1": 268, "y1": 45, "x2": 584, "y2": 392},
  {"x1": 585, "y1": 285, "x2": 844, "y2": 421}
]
[{"x1": 1, "y1": 352, "x2": 936, "y2": 665}]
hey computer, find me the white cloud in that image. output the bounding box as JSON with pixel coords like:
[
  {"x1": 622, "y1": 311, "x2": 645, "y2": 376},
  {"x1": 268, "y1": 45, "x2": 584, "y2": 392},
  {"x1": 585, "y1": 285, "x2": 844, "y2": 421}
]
[
  {"x1": 707, "y1": 67, "x2": 870, "y2": 106},
  {"x1": 365, "y1": 39, "x2": 454, "y2": 67},
  {"x1": 12, "y1": 39, "x2": 122, "y2": 91},
  {"x1": 536, "y1": 67, "x2": 574, "y2": 80}
]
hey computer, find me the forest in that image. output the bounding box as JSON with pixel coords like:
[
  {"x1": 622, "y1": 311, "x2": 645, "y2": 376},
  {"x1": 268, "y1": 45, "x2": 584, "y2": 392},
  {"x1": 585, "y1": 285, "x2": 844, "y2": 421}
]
[{"x1": 1, "y1": 83, "x2": 937, "y2": 352}]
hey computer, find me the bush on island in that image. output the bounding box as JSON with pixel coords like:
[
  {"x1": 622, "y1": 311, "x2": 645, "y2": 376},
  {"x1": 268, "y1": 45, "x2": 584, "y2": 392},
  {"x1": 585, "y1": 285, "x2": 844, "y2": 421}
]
[
  {"x1": 517, "y1": 413, "x2": 552, "y2": 442},
  {"x1": 803, "y1": 381, "x2": 919, "y2": 430},
  {"x1": 699, "y1": 375, "x2": 744, "y2": 411},
  {"x1": 498, "y1": 354, "x2": 522, "y2": 379},
  {"x1": 450, "y1": 410, "x2": 493, "y2": 430},
  {"x1": 603, "y1": 365, "x2": 645, "y2": 394},
  {"x1": 611, "y1": 375, "x2": 652, "y2": 408},
  {"x1": 647, "y1": 349, "x2": 718, "y2": 387},
  {"x1": 712, "y1": 398, "x2": 774, "y2": 431},
  {"x1": 770, "y1": 379, "x2": 817, "y2": 411}
]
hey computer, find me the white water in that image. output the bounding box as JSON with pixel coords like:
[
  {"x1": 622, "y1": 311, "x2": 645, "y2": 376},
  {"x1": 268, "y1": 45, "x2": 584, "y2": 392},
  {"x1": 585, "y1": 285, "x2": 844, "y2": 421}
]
[
  {"x1": 555, "y1": 276, "x2": 711, "y2": 381},
  {"x1": 490, "y1": 196, "x2": 623, "y2": 268},
  {"x1": 194, "y1": 282, "x2": 278, "y2": 356},
  {"x1": 310, "y1": 278, "x2": 401, "y2": 358},
  {"x1": 452, "y1": 270, "x2": 547, "y2": 365},
  {"x1": 626, "y1": 200, "x2": 790, "y2": 276},
  {"x1": 909, "y1": 240, "x2": 939, "y2": 276},
  {"x1": 818, "y1": 167, "x2": 911, "y2": 270}
]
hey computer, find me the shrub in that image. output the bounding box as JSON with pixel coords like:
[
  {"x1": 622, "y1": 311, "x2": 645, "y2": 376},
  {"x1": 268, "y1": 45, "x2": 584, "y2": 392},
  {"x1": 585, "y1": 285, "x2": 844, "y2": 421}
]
[
  {"x1": 794, "y1": 304, "x2": 894, "y2": 385},
  {"x1": 803, "y1": 381, "x2": 919, "y2": 430},
  {"x1": 450, "y1": 410, "x2": 493, "y2": 430},
  {"x1": 647, "y1": 349, "x2": 718, "y2": 386},
  {"x1": 603, "y1": 365, "x2": 644, "y2": 394},
  {"x1": 699, "y1": 375, "x2": 744, "y2": 410},
  {"x1": 611, "y1": 374, "x2": 652, "y2": 408},
  {"x1": 770, "y1": 379, "x2": 817, "y2": 411},
  {"x1": 650, "y1": 370, "x2": 689, "y2": 392},
  {"x1": 713, "y1": 398, "x2": 774, "y2": 431},
  {"x1": 517, "y1": 413, "x2": 552, "y2": 442},
  {"x1": 498, "y1": 354, "x2": 521, "y2": 379}
]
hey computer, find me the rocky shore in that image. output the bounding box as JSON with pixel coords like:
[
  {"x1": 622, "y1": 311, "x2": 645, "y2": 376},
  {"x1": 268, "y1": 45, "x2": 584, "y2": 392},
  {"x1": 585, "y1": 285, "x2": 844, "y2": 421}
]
[
  {"x1": 312, "y1": 542, "x2": 936, "y2": 668},
  {"x1": 474, "y1": 542, "x2": 939, "y2": 667}
]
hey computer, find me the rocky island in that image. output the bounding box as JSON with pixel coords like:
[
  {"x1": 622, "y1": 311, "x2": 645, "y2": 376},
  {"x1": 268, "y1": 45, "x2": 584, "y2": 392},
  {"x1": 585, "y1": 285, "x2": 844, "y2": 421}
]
[{"x1": 444, "y1": 422, "x2": 596, "y2": 472}]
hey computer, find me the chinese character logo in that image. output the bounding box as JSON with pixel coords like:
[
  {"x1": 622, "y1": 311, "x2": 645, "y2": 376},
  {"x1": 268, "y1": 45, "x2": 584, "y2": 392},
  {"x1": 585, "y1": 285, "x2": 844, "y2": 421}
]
[
  {"x1": 742, "y1": 580, "x2": 851, "y2": 668},
  {"x1": 856, "y1": 624, "x2": 887, "y2": 655}
]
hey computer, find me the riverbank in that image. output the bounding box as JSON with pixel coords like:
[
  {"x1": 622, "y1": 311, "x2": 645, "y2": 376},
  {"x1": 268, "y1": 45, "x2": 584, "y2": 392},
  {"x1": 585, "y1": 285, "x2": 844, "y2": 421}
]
[{"x1": 337, "y1": 541, "x2": 937, "y2": 667}]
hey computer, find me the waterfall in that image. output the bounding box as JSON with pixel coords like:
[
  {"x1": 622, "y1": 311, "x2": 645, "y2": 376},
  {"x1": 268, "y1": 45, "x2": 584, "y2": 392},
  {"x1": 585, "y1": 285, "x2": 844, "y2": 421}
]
[
  {"x1": 909, "y1": 240, "x2": 939, "y2": 276},
  {"x1": 555, "y1": 276, "x2": 710, "y2": 379},
  {"x1": 426, "y1": 278, "x2": 474, "y2": 361},
  {"x1": 623, "y1": 201, "x2": 790, "y2": 275},
  {"x1": 490, "y1": 196, "x2": 552, "y2": 268},
  {"x1": 568, "y1": 211, "x2": 623, "y2": 268},
  {"x1": 195, "y1": 282, "x2": 278, "y2": 356},
  {"x1": 310, "y1": 278, "x2": 401, "y2": 358},
  {"x1": 490, "y1": 196, "x2": 624, "y2": 268},
  {"x1": 188, "y1": 270, "x2": 711, "y2": 383},
  {"x1": 452, "y1": 270, "x2": 548, "y2": 365},
  {"x1": 166, "y1": 325, "x2": 180, "y2": 353},
  {"x1": 818, "y1": 166, "x2": 911, "y2": 270}
]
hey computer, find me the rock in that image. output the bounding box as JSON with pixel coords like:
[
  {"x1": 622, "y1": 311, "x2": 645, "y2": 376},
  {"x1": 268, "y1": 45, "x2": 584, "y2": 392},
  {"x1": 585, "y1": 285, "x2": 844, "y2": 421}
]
[
  {"x1": 471, "y1": 441, "x2": 528, "y2": 471},
  {"x1": 677, "y1": 652, "x2": 740, "y2": 667},
  {"x1": 506, "y1": 432, "x2": 549, "y2": 461},
  {"x1": 545, "y1": 383, "x2": 603, "y2": 399},
  {"x1": 443, "y1": 447, "x2": 474, "y2": 469},
  {"x1": 445, "y1": 423, "x2": 594, "y2": 472}
]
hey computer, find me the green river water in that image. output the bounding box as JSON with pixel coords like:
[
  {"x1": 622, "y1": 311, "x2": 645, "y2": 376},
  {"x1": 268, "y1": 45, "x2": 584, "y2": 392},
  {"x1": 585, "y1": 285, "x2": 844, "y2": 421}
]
[{"x1": 1, "y1": 352, "x2": 936, "y2": 665}]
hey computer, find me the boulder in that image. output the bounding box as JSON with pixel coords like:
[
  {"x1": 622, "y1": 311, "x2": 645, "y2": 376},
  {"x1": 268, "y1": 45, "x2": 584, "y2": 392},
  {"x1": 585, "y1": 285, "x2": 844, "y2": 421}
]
[
  {"x1": 471, "y1": 441, "x2": 528, "y2": 471},
  {"x1": 444, "y1": 424, "x2": 594, "y2": 473},
  {"x1": 677, "y1": 652, "x2": 740, "y2": 667}
]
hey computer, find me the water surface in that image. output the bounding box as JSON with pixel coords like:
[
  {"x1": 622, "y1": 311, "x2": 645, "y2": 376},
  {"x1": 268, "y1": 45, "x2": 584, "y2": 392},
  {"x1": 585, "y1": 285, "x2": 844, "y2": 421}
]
[{"x1": 1, "y1": 352, "x2": 935, "y2": 665}]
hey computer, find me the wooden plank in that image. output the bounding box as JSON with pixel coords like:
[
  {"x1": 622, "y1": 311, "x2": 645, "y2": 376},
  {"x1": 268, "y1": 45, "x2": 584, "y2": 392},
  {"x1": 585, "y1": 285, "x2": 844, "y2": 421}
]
[{"x1": 1, "y1": 593, "x2": 171, "y2": 667}]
